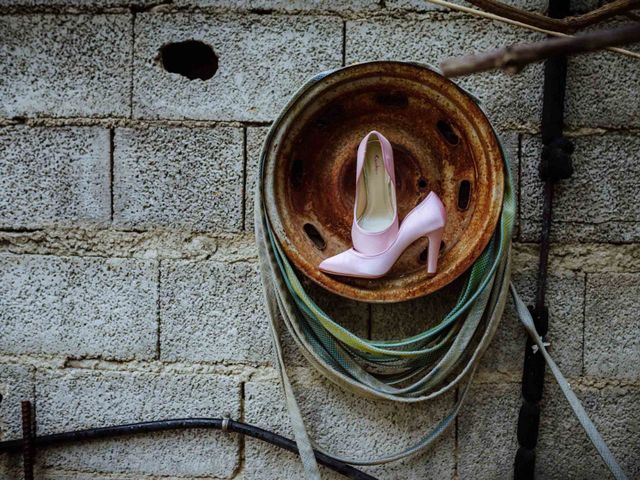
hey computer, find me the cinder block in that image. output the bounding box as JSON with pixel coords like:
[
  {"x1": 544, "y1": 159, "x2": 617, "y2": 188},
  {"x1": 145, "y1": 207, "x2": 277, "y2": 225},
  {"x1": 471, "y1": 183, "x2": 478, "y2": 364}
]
[
  {"x1": 0, "y1": 364, "x2": 34, "y2": 439},
  {"x1": 460, "y1": 380, "x2": 640, "y2": 479},
  {"x1": 0, "y1": 15, "x2": 131, "y2": 118},
  {"x1": 160, "y1": 259, "x2": 272, "y2": 363},
  {"x1": 36, "y1": 369, "x2": 241, "y2": 477},
  {"x1": 24, "y1": 472, "x2": 134, "y2": 480},
  {"x1": 386, "y1": 0, "x2": 540, "y2": 11},
  {"x1": 520, "y1": 133, "x2": 640, "y2": 242},
  {"x1": 114, "y1": 126, "x2": 244, "y2": 232},
  {"x1": 584, "y1": 273, "x2": 640, "y2": 380},
  {"x1": 566, "y1": 36, "x2": 640, "y2": 129},
  {"x1": 245, "y1": 127, "x2": 270, "y2": 232},
  {"x1": 244, "y1": 381, "x2": 343, "y2": 480},
  {"x1": 0, "y1": 254, "x2": 157, "y2": 360},
  {"x1": 0, "y1": 365, "x2": 34, "y2": 477},
  {"x1": 346, "y1": 16, "x2": 544, "y2": 130},
  {"x1": 175, "y1": 0, "x2": 378, "y2": 9},
  {"x1": 480, "y1": 269, "x2": 585, "y2": 376},
  {"x1": 0, "y1": 126, "x2": 110, "y2": 229},
  {"x1": 536, "y1": 382, "x2": 640, "y2": 479},
  {"x1": 386, "y1": 0, "x2": 597, "y2": 12},
  {"x1": 458, "y1": 381, "x2": 520, "y2": 479},
  {"x1": 133, "y1": 14, "x2": 342, "y2": 121},
  {"x1": 245, "y1": 376, "x2": 455, "y2": 479},
  {"x1": 0, "y1": 0, "x2": 153, "y2": 5}
]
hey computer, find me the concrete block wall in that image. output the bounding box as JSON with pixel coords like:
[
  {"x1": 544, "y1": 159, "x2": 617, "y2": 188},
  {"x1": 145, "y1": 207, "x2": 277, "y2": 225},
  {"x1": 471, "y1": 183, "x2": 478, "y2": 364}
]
[{"x1": 0, "y1": 1, "x2": 638, "y2": 479}]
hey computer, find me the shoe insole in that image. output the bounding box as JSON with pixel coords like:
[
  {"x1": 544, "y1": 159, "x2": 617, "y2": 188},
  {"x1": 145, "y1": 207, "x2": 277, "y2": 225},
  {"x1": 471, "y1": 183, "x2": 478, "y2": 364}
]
[{"x1": 358, "y1": 141, "x2": 395, "y2": 232}]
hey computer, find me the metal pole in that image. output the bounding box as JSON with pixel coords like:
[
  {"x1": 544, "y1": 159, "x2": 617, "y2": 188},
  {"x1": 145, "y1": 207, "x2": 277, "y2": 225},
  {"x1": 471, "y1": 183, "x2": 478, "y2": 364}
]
[
  {"x1": 20, "y1": 400, "x2": 34, "y2": 480},
  {"x1": 514, "y1": 0, "x2": 574, "y2": 476}
]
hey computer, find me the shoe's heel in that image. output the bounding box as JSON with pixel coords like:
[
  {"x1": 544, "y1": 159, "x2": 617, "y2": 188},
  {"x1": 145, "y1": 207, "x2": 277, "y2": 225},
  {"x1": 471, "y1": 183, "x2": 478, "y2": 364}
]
[{"x1": 426, "y1": 228, "x2": 444, "y2": 274}]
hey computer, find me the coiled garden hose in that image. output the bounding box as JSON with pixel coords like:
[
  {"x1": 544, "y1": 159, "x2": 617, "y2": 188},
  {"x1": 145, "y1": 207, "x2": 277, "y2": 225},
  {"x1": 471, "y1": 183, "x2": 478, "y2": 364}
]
[{"x1": 255, "y1": 67, "x2": 628, "y2": 480}]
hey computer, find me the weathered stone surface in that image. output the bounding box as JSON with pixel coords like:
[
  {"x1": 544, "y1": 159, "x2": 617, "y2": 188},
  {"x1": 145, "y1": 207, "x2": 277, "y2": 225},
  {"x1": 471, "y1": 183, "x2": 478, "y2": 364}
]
[
  {"x1": 113, "y1": 126, "x2": 244, "y2": 232},
  {"x1": 536, "y1": 382, "x2": 640, "y2": 479},
  {"x1": 347, "y1": 16, "x2": 544, "y2": 130},
  {"x1": 566, "y1": 23, "x2": 640, "y2": 129},
  {"x1": 0, "y1": 227, "x2": 227, "y2": 261},
  {"x1": 458, "y1": 381, "x2": 520, "y2": 479},
  {"x1": 160, "y1": 259, "x2": 272, "y2": 363},
  {"x1": 245, "y1": 127, "x2": 269, "y2": 232},
  {"x1": 521, "y1": 133, "x2": 640, "y2": 242},
  {"x1": 133, "y1": 14, "x2": 342, "y2": 121},
  {"x1": 0, "y1": 364, "x2": 34, "y2": 477},
  {"x1": 0, "y1": 0, "x2": 153, "y2": 5},
  {"x1": 0, "y1": 3, "x2": 639, "y2": 478},
  {"x1": 175, "y1": 0, "x2": 378, "y2": 10},
  {"x1": 26, "y1": 472, "x2": 139, "y2": 480},
  {"x1": 0, "y1": 365, "x2": 33, "y2": 478},
  {"x1": 0, "y1": 126, "x2": 110, "y2": 229},
  {"x1": 0, "y1": 254, "x2": 157, "y2": 359},
  {"x1": 386, "y1": 0, "x2": 597, "y2": 12},
  {"x1": 460, "y1": 380, "x2": 640, "y2": 479},
  {"x1": 36, "y1": 369, "x2": 241, "y2": 477},
  {"x1": 245, "y1": 376, "x2": 455, "y2": 479},
  {"x1": 584, "y1": 273, "x2": 640, "y2": 380},
  {"x1": 0, "y1": 364, "x2": 34, "y2": 439},
  {"x1": 0, "y1": 15, "x2": 131, "y2": 118},
  {"x1": 481, "y1": 269, "x2": 585, "y2": 376}
]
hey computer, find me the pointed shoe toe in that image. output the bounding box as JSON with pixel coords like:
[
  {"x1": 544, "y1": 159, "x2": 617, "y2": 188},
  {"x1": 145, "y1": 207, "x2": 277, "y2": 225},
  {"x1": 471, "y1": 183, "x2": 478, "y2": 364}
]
[
  {"x1": 319, "y1": 192, "x2": 447, "y2": 280},
  {"x1": 319, "y1": 250, "x2": 356, "y2": 276}
]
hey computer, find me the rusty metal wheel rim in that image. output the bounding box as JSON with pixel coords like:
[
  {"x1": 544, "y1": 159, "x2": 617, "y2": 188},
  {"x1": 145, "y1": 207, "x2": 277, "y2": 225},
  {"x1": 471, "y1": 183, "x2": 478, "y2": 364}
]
[{"x1": 262, "y1": 62, "x2": 504, "y2": 303}]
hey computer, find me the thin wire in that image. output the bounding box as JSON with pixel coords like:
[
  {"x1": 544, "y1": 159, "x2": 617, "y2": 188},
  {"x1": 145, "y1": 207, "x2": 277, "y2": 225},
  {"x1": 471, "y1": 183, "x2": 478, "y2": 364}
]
[{"x1": 424, "y1": 0, "x2": 640, "y2": 60}]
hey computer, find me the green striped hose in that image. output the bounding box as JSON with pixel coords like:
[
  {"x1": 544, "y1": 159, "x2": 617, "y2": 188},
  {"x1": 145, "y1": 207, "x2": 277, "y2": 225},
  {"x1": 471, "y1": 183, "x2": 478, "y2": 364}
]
[{"x1": 255, "y1": 66, "x2": 627, "y2": 480}]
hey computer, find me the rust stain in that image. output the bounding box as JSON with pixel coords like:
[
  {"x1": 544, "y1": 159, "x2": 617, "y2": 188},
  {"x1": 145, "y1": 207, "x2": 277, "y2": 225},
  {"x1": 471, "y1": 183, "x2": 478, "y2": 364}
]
[{"x1": 263, "y1": 62, "x2": 504, "y2": 303}]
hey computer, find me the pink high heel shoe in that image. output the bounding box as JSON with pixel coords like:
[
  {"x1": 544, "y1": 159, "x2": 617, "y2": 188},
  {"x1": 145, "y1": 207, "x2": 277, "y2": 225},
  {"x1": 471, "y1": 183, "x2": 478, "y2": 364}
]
[
  {"x1": 319, "y1": 192, "x2": 446, "y2": 278},
  {"x1": 352, "y1": 131, "x2": 399, "y2": 255}
]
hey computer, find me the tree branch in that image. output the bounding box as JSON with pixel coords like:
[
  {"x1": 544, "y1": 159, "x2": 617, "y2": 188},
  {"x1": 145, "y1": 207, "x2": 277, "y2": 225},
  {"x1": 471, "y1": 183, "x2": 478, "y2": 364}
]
[
  {"x1": 440, "y1": 23, "x2": 640, "y2": 77},
  {"x1": 465, "y1": 0, "x2": 640, "y2": 33}
]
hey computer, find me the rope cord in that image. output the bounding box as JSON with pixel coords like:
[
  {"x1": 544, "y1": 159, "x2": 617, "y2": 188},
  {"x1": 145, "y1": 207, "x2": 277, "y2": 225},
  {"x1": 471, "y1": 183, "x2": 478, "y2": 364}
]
[{"x1": 255, "y1": 66, "x2": 628, "y2": 479}]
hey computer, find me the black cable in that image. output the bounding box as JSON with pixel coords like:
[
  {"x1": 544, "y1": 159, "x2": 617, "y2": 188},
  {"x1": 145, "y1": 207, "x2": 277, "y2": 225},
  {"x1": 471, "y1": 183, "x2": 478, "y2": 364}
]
[
  {"x1": 514, "y1": 0, "x2": 574, "y2": 477},
  {"x1": 0, "y1": 417, "x2": 377, "y2": 480}
]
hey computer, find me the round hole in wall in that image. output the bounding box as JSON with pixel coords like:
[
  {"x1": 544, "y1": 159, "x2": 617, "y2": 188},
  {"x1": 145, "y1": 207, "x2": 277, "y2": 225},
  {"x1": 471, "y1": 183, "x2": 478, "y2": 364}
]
[{"x1": 159, "y1": 40, "x2": 218, "y2": 81}]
